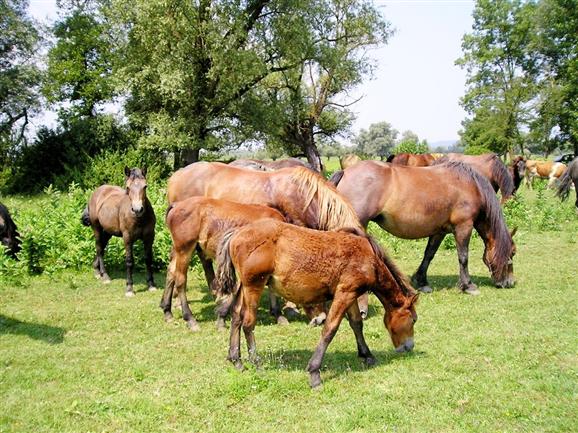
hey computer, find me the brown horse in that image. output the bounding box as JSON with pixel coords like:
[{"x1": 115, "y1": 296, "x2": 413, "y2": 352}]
[
  {"x1": 0, "y1": 202, "x2": 21, "y2": 258},
  {"x1": 524, "y1": 160, "x2": 567, "y2": 189},
  {"x1": 330, "y1": 160, "x2": 516, "y2": 295},
  {"x1": 229, "y1": 158, "x2": 312, "y2": 171},
  {"x1": 509, "y1": 156, "x2": 526, "y2": 193},
  {"x1": 162, "y1": 197, "x2": 287, "y2": 331},
  {"x1": 557, "y1": 157, "x2": 578, "y2": 210},
  {"x1": 387, "y1": 153, "x2": 438, "y2": 167},
  {"x1": 340, "y1": 154, "x2": 361, "y2": 169},
  {"x1": 82, "y1": 167, "x2": 156, "y2": 296},
  {"x1": 215, "y1": 219, "x2": 418, "y2": 388},
  {"x1": 167, "y1": 162, "x2": 366, "y2": 319}
]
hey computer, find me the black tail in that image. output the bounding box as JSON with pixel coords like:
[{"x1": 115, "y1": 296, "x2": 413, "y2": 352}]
[
  {"x1": 329, "y1": 170, "x2": 344, "y2": 186},
  {"x1": 386, "y1": 154, "x2": 396, "y2": 163},
  {"x1": 81, "y1": 206, "x2": 91, "y2": 226},
  {"x1": 556, "y1": 159, "x2": 576, "y2": 201},
  {"x1": 214, "y1": 230, "x2": 240, "y2": 317}
]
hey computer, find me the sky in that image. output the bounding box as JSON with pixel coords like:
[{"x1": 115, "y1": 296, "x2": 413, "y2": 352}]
[{"x1": 28, "y1": 0, "x2": 475, "y2": 145}]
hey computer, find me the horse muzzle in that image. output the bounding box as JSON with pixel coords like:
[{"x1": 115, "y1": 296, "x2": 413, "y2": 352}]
[
  {"x1": 395, "y1": 338, "x2": 414, "y2": 353},
  {"x1": 132, "y1": 206, "x2": 145, "y2": 217}
]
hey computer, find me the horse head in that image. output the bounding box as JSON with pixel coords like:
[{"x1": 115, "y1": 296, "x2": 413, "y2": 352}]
[
  {"x1": 483, "y1": 227, "x2": 517, "y2": 288},
  {"x1": 384, "y1": 293, "x2": 418, "y2": 353},
  {"x1": 124, "y1": 166, "x2": 148, "y2": 217}
]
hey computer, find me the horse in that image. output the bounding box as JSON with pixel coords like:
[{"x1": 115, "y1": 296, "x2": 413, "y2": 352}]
[
  {"x1": 556, "y1": 157, "x2": 578, "y2": 210},
  {"x1": 509, "y1": 156, "x2": 526, "y2": 193},
  {"x1": 524, "y1": 160, "x2": 567, "y2": 189},
  {"x1": 386, "y1": 153, "x2": 438, "y2": 167},
  {"x1": 81, "y1": 167, "x2": 156, "y2": 297},
  {"x1": 339, "y1": 154, "x2": 361, "y2": 169},
  {"x1": 161, "y1": 197, "x2": 288, "y2": 331},
  {"x1": 167, "y1": 162, "x2": 366, "y2": 320},
  {"x1": 0, "y1": 202, "x2": 21, "y2": 258},
  {"x1": 229, "y1": 158, "x2": 312, "y2": 171},
  {"x1": 330, "y1": 160, "x2": 516, "y2": 295},
  {"x1": 214, "y1": 219, "x2": 418, "y2": 388}
]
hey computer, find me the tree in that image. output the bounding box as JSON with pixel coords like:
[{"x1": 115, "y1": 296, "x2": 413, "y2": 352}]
[
  {"x1": 456, "y1": 0, "x2": 537, "y2": 158},
  {"x1": 392, "y1": 130, "x2": 429, "y2": 154},
  {"x1": 354, "y1": 121, "x2": 398, "y2": 159},
  {"x1": 44, "y1": 1, "x2": 114, "y2": 120},
  {"x1": 0, "y1": 0, "x2": 43, "y2": 167},
  {"x1": 531, "y1": 0, "x2": 578, "y2": 155}
]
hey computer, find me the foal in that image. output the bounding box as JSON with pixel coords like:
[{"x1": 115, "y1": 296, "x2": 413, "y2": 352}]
[{"x1": 82, "y1": 167, "x2": 156, "y2": 296}]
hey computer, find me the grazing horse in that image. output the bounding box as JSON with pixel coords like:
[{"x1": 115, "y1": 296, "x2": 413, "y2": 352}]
[
  {"x1": 509, "y1": 156, "x2": 526, "y2": 193},
  {"x1": 0, "y1": 202, "x2": 21, "y2": 258},
  {"x1": 524, "y1": 160, "x2": 567, "y2": 189},
  {"x1": 340, "y1": 154, "x2": 361, "y2": 169},
  {"x1": 556, "y1": 157, "x2": 578, "y2": 210},
  {"x1": 82, "y1": 167, "x2": 156, "y2": 296},
  {"x1": 162, "y1": 197, "x2": 287, "y2": 331},
  {"x1": 167, "y1": 162, "x2": 366, "y2": 320},
  {"x1": 330, "y1": 160, "x2": 516, "y2": 295},
  {"x1": 387, "y1": 153, "x2": 438, "y2": 167},
  {"x1": 229, "y1": 158, "x2": 312, "y2": 171},
  {"x1": 215, "y1": 219, "x2": 418, "y2": 388}
]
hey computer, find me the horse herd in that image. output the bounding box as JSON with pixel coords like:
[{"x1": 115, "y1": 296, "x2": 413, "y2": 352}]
[{"x1": 1, "y1": 153, "x2": 577, "y2": 387}]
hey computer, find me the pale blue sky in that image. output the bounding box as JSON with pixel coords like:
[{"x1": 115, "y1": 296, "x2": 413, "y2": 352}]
[{"x1": 29, "y1": 0, "x2": 475, "y2": 144}]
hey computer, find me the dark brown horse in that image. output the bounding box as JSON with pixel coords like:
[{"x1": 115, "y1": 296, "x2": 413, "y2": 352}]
[
  {"x1": 167, "y1": 162, "x2": 366, "y2": 319},
  {"x1": 82, "y1": 167, "x2": 156, "y2": 296},
  {"x1": 229, "y1": 158, "x2": 312, "y2": 171},
  {"x1": 0, "y1": 202, "x2": 21, "y2": 258},
  {"x1": 162, "y1": 197, "x2": 286, "y2": 331},
  {"x1": 330, "y1": 160, "x2": 516, "y2": 295},
  {"x1": 557, "y1": 157, "x2": 578, "y2": 210},
  {"x1": 509, "y1": 156, "x2": 526, "y2": 193},
  {"x1": 215, "y1": 219, "x2": 418, "y2": 388}
]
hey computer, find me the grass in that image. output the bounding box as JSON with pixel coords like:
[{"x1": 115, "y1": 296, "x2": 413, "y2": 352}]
[{"x1": 1, "y1": 186, "x2": 577, "y2": 432}]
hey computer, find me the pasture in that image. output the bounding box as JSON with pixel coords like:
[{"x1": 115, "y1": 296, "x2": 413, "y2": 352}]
[{"x1": 1, "y1": 179, "x2": 577, "y2": 433}]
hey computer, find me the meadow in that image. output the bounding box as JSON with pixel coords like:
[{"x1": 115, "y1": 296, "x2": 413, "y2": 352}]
[{"x1": 0, "y1": 169, "x2": 577, "y2": 433}]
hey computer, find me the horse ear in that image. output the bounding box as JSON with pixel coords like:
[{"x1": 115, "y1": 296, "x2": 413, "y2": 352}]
[
  {"x1": 124, "y1": 165, "x2": 130, "y2": 177},
  {"x1": 409, "y1": 293, "x2": 419, "y2": 306},
  {"x1": 510, "y1": 227, "x2": 518, "y2": 238},
  {"x1": 141, "y1": 166, "x2": 147, "y2": 177}
]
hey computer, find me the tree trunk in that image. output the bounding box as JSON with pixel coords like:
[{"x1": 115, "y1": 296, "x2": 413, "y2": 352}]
[
  {"x1": 303, "y1": 140, "x2": 323, "y2": 173},
  {"x1": 181, "y1": 148, "x2": 200, "y2": 167}
]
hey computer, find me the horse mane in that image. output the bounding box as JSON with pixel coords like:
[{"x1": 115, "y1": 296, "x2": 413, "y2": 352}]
[
  {"x1": 434, "y1": 159, "x2": 512, "y2": 273},
  {"x1": 289, "y1": 167, "x2": 362, "y2": 231},
  {"x1": 556, "y1": 157, "x2": 578, "y2": 201},
  {"x1": 487, "y1": 154, "x2": 515, "y2": 199},
  {"x1": 386, "y1": 154, "x2": 396, "y2": 163}
]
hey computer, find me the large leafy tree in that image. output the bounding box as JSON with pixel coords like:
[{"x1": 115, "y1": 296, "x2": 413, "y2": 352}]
[
  {"x1": 457, "y1": 0, "x2": 537, "y2": 157},
  {"x1": 354, "y1": 121, "x2": 398, "y2": 159},
  {"x1": 531, "y1": 0, "x2": 578, "y2": 155},
  {"x1": 0, "y1": 0, "x2": 43, "y2": 167}
]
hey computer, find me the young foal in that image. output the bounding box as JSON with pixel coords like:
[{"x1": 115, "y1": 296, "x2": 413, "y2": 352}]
[
  {"x1": 82, "y1": 167, "x2": 156, "y2": 296},
  {"x1": 215, "y1": 220, "x2": 418, "y2": 388},
  {"x1": 162, "y1": 197, "x2": 286, "y2": 331}
]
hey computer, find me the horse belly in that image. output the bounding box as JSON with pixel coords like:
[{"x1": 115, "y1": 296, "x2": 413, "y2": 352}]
[{"x1": 268, "y1": 275, "x2": 331, "y2": 306}]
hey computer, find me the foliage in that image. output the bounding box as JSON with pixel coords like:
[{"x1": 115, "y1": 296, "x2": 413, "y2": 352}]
[
  {"x1": 354, "y1": 121, "x2": 398, "y2": 159},
  {"x1": 392, "y1": 130, "x2": 429, "y2": 155},
  {"x1": 0, "y1": 0, "x2": 43, "y2": 167}
]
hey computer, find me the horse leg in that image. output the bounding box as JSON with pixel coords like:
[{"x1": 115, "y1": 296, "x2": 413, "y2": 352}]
[
  {"x1": 228, "y1": 289, "x2": 245, "y2": 371},
  {"x1": 160, "y1": 255, "x2": 176, "y2": 322},
  {"x1": 123, "y1": 236, "x2": 135, "y2": 297},
  {"x1": 173, "y1": 250, "x2": 199, "y2": 331},
  {"x1": 93, "y1": 229, "x2": 111, "y2": 282},
  {"x1": 241, "y1": 285, "x2": 265, "y2": 366},
  {"x1": 454, "y1": 224, "x2": 479, "y2": 295},
  {"x1": 196, "y1": 247, "x2": 216, "y2": 295},
  {"x1": 357, "y1": 293, "x2": 369, "y2": 320},
  {"x1": 143, "y1": 234, "x2": 156, "y2": 291},
  {"x1": 346, "y1": 301, "x2": 375, "y2": 366},
  {"x1": 412, "y1": 233, "x2": 446, "y2": 293},
  {"x1": 267, "y1": 288, "x2": 289, "y2": 325},
  {"x1": 307, "y1": 291, "x2": 355, "y2": 388}
]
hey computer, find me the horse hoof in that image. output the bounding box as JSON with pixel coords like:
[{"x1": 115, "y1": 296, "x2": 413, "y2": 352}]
[
  {"x1": 283, "y1": 303, "x2": 300, "y2": 318},
  {"x1": 309, "y1": 372, "x2": 322, "y2": 389},
  {"x1": 418, "y1": 286, "x2": 433, "y2": 293},
  {"x1": 463, "y1": 287, "x2": 480, "y2": 296},
  {"x1": 232, "y1": 360, "x2": 245, "y2": 371},
  {"x1": 102, "y1": 277, "x2": 111, "y2": 284},
  {"x1": 364, "y1": 356, "x2": 377, "y2": 367},
  {"x1": 360, "y1": 309, "x2": 368, "y2": 320},
  {"x1": 215, "y1": 318, "x2": 227, "y2": 332},
  {"x1": 164, "y1": 312, "x2": 174, "y2": 323},
  {"x1": 125, "y1": 291, "x2": 135, "y2": 297},
  {"x1": 148, "y1": 286, "x2": 157, "y2": 292},
  {"x1": 277, "y1": 316, "x2": 289, "y2": 326},
  {"x1": 308, "y1": 312, "x2": 327, "y2": 327},
  {"x1": 187, "y1": 320, "x2": 200, "y2": 332}
]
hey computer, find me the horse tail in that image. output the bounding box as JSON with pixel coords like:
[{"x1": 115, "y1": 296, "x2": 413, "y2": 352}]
[
  {"x1": 489, "y1": 154, "x2": 515, "y2": 199},
  {"x1": 556, "y1": 159, "x2": 577, "y2": 201},
  {"x1": 81, "y1": 206, "x2": 91, "y2": 226},
  {"x1": 328, "y1": 169, "x2": 344, "y2": 186},
  {"x1": 165, "y1": 203, "x2": 175, "y2": 223},
  {"x1": 386, "y1": 154, "x2": 396, "y2": 163},
  {"x1": 214, "y1": 230, "x2": 240, "y2": 318}
]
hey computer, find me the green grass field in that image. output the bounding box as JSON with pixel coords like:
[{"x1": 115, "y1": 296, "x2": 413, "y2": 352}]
[{"x1": 1, "y1": 183, "x2": 577, "y2": 433}]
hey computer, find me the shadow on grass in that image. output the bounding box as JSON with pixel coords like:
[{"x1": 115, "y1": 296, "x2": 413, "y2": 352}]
[
  {"x1": 0, "y1": 314, "x2": 65, "y2": 344},
  {"x1": 422, "y1": 274, "x2": 495, "y2": 291}
]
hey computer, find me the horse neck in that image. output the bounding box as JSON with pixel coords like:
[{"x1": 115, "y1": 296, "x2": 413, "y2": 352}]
[
  {"x1": 371, "y1": 256, "x2": 411, "y2": 310},
  {"x1": 475, "y1": 216, "x2": 509, "y2": 269}
]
